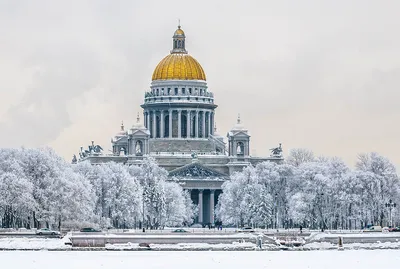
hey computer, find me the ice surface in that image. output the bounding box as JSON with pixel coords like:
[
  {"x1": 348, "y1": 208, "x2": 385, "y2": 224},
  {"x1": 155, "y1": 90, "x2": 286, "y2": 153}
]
[{"x1": 2, "y1": 250, "x2": 400, "y2": 269}]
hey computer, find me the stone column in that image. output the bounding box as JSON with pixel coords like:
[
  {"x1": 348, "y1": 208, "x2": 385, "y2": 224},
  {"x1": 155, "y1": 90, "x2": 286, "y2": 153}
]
[
  {"x1": 210, "y1": 190, "x2": 215, "y2": 224},
  {"x1": 210, "y1": 112, "x2": 214, "y2": 135},
  {"x1": 202, "y1": 110, "x2": 206, "y2": 138},
  {"x1": 195, "y1": 110, "x2": 199, "y2": 138},
  {"x1": 160, "y1": 110, "x2": 164, "y2": 138},
  {"x1": 207, "y1": 112, "x2": 211, "y2": 137},
  {"x1": 178, "y1": 109, "x2": 182, "y2": 138},
  {"x1": 186, "y1": 110, "x2": 190, "y2": 138},
  {"x1": 169, "y1": 109, "x2": 172, "y2": 138},
  {"x1": 198, "y1": 189, "x2": 203, "y2": 223},
  {"x1": 152, "y1": 111, "x2": 156, "y2": 138},
  {"x1": 146, "y1": 112, "x2": 150, "y2": 129}
]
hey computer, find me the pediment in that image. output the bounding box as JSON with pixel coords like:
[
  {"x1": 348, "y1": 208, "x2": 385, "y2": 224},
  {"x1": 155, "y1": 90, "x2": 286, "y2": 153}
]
[
  {"x1": 114, "y1": 136, "x2": 128, "y2": 144},
  {"x1": 130, "y1": 129, "x2": 150, "y2": 137},
  {"x1": 229, "y1": 131, "x2": 250, "y2": 137},
  {"x1": 169, "y1": 162, "x2": 228, "y2": 179}
]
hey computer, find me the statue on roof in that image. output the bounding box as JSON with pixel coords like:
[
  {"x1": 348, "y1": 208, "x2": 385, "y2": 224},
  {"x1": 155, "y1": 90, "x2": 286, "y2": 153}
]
[
  {"x1": 71, "y1": 154, "x2": 77, "y2": 164},
  {"x1": 270, "y1": 143, "x2": 283, "y2": 157}
]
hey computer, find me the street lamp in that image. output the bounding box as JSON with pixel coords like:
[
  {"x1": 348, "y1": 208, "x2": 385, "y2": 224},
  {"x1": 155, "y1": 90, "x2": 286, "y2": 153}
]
[
  {"x1": 320, "y1": 193, "x2": 324, "y2": 232},
  {"x1": 275, "y1": 193, "x2": 278, "y2": 230},
  {"x1": 385, "y1": 199, "x2": 396, "y2": 227}
]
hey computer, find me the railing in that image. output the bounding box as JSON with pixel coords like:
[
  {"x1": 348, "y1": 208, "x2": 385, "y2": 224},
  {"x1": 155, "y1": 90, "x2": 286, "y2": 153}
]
[
  {"x1": 144, "y1": 95, "x2": 214, "y2": 104},
  {"x1": 151, "y1": 151, "x2": 227, "y2": 156}
]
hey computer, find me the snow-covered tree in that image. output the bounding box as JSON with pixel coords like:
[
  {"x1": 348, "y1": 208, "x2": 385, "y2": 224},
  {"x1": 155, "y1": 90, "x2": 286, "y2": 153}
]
[{"x1": 286, "y1": 148, "x2": 315, "y2": 167}]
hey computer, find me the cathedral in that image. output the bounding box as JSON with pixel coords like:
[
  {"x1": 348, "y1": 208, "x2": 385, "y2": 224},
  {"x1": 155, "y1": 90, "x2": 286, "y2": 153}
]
[{"x1": 79, "y1": 25, "x2": 283, "y2": 225}]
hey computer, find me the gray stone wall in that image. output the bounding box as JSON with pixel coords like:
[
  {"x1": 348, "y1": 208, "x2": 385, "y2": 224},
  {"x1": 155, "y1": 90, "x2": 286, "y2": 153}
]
[{"x1": 149, "y1": 139, "x2": 215, "y2": 153}]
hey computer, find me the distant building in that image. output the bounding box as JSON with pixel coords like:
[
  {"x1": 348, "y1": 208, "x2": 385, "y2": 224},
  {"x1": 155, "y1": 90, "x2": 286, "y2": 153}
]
[{"x1": 79, "y1": 25, "x2": 283, "y2": 225}]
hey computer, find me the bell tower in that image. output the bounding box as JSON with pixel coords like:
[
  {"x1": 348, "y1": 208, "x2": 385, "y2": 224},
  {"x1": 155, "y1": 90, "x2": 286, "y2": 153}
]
[
  {"x1": 171, "y1": 23, "x2": 187, "y2": 54},
  {"x1": 227, "y1": 115, "x2": 251, "y2": 173}
]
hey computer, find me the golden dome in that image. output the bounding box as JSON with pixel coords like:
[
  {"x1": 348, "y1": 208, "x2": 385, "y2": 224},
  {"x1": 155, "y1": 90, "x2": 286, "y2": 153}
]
[
  {"x1": 174, "y1": 28, "x2": 185, "y2": 36},
  {"x1": 152, "y1": 53, "x2": 206, "y2": 81}
]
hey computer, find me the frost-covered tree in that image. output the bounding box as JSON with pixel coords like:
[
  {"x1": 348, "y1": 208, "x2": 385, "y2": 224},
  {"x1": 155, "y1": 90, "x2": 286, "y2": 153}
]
[
  {"x1": 216, "y1": 170, "x2": 249, "y2": 226},
  {"x1": 162, "y1": 181, "x2": 196, "y2": 227},
  {"x1": 356, "y1": 152, "x2": 400, "y2": 226},
  {"x1": 286, "y1": 148, "x2": 315, "y2": 167},
  {"x1": 128, "y1": 157, "x2": 194, "y2": 229},
  {"x1": 0, "y1": 148, "x2": 97, "y2": 229},
  {"x1": 0, "y1": 172, "x2": 36, "y2": 228}
]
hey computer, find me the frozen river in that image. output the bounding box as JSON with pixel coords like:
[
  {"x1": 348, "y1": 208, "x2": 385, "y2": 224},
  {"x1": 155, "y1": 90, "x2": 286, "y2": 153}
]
[{"x1": 1, "y1": 250, "x2": 399, "y2": 269}]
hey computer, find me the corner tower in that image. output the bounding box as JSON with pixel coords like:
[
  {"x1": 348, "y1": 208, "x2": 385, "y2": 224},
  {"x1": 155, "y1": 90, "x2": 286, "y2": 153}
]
[{"x1": 141, "y1": 25, "x2": 218, "y2": 154}]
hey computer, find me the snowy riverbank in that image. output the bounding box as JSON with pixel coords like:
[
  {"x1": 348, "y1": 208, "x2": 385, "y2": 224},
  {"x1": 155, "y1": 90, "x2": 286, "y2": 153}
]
[{"x1": 1, "y1": 237, "x2": 400, "y2": 251}]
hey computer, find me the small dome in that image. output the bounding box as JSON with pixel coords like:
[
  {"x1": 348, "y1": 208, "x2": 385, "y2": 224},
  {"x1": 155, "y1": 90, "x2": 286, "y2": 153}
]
[
  {"x1": 174, "y1": 27, "x2": 185, "y2": 36},
  {"x1": 132, "y1": 113, "x2": 146, "y2": 130},
  {"x1": 152, "y1": 53, "x2": 206, "y2": 81},
  {"x1": 115, "y1": 121, "x2": 127, "y2": 137},
  {"x1": 231, "y1": 114, "x2": 247, "y2": 131}
]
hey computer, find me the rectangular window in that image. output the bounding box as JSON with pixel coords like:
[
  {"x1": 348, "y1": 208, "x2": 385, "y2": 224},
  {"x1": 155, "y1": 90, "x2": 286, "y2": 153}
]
[
  {"x1": 168, "y1": 88, "x2": 171, "y2": 95},
  {"x1": 182, "y1": 88, "x2": 186, "y2": 94},
  {"x1": 174, "y1": 88, "x2": 178, "y2": 95}
]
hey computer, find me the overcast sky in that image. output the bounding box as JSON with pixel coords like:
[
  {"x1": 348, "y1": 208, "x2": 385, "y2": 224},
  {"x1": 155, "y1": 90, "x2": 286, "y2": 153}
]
[{"x1": 0, "y1": 0, "x2": 399, "y2": 169}]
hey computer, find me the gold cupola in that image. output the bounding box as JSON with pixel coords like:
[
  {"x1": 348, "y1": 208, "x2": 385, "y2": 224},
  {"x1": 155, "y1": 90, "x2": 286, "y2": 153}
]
[{"x1": 152, "y1": 25, "x2": 206, "y2": 81}]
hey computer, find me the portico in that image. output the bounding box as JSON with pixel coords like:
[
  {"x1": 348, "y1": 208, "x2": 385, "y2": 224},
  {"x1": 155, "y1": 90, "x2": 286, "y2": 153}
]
[
  {"x1": 169, "y1": 162, "x2": 227, "y2": 225},
  {"x1": 189, "y1": 189, "x2": 221, "y2": 225}
]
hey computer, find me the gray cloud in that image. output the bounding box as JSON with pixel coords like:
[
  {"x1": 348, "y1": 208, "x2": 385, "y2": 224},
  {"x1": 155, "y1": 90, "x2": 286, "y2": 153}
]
[{"x1": 0, "y1": 0, "x2": 399, "y2": 169}]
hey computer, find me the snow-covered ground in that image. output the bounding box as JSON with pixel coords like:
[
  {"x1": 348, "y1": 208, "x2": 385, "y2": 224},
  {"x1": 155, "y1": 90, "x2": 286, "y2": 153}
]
[
  {"x1": 2, "y1": 250, "x2": 400, "y2": 269},
  {"x1": 0, "y1": 238, "x2": 70, "y2": 250},
  {"x1": 1, "y1": 236, "x2": 400, "y2": 251}
]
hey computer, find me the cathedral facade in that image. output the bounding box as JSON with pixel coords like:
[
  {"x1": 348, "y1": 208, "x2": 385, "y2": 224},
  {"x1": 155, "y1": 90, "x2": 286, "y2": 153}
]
[{"x1": 80, "y1": 25, "x2": 283, "y2": 225}]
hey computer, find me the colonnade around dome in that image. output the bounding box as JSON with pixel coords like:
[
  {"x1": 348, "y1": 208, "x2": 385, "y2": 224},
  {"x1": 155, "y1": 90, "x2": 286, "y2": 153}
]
[{"x1": 143, "y1": 109, "x2": 215, "y2": 139}]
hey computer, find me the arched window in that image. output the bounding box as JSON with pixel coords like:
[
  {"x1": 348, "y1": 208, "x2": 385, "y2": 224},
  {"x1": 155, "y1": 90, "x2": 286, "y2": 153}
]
[
  {"x1": 236, "y1": 142, "x2": 244, "y2": 156},
  {"x1": 164, "y1": 115, "x2": 170, "y2": 137},
  {"x1": 119, "y1": 147, "x2": 126, "y2": 156},
  {"x1": 135, "y1": 141, "x2": 143, "y2": 156}
]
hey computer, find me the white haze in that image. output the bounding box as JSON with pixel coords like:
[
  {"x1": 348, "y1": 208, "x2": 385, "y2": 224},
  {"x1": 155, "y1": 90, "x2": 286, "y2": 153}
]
[{"x1": 0, "y1": 0, "x2": 399, "y2": 169}]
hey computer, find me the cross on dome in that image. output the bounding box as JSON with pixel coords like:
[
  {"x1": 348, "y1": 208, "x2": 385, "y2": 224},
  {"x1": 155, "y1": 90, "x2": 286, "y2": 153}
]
[{"x1": 121, "y1": 121, "x2": 124, "y2": 131}]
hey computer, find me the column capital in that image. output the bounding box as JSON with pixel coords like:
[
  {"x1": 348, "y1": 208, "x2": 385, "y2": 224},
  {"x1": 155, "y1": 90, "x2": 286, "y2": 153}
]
[
  {"x1": 198, "y1": 189, "x2": 204, "y2": 193},
  {"x1": 210, "y1": 189, "x2": 215, "y2": 194}
]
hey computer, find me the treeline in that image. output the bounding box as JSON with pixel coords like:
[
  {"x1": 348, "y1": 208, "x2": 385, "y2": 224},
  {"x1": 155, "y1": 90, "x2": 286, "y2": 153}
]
[
  {"x1": 0, "y1": 148, "x2": 195, "y2": 230},
  {"x1": 216, "y1": 150, "x2": 400, "y2": 230}
]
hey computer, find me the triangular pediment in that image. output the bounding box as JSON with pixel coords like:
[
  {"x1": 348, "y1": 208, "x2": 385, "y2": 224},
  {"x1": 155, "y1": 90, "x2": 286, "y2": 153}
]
[
  {"x1": 114, "y1": 136, "x2": 128, "y2": 144},
  {"x1": 169, "y1": 162, "x2": 228, "y2": 179},
  {"x1": 130, "y1": 129, "x2": 150, "y2": 137},
  {"x1": 229, "y1": 131, "x2": 250, "y2": 137}
]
